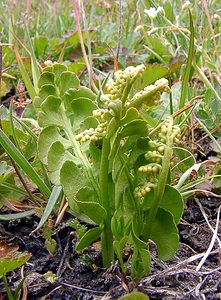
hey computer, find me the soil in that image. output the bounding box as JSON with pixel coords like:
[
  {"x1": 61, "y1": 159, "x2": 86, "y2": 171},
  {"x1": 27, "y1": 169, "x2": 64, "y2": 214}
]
[
  {"x1": 0, "y1": 193, "x2": 220, "y2": 300},
  {"x1": 0, "y1": 126, "x2": 220, "y2": 299}
]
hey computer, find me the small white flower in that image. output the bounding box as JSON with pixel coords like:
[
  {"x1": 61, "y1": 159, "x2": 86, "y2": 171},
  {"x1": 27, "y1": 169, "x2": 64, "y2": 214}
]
[
  {"x1": 144, "y1": 7, "x2": 158, "y2": 20},
  {"x1": 44, "y1": 60, "x2": 53, "y2": 66},
  {"x1": 144, "y1": 7, "x2": 164, "y2": 20}
]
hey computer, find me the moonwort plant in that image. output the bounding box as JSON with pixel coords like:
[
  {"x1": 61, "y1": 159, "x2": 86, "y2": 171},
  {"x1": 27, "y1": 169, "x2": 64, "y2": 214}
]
[{"x1": 34, "y1": 63, "x2": 183, "y2": 284}]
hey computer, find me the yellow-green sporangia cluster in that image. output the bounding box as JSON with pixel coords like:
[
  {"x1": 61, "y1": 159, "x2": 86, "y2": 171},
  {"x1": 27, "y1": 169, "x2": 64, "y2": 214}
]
[
  {"x1": 134, "y1": 116, "x2": 181, "y2": 200},
  {"x1": 75, "y1": 109, "x2": 107, "y2": 143},
  {"x1": 103, "y1": 64, "x2": 146, "y2": 103},
  {"x1": 75, "y1": 65, "x2": 145, "y2": 143},
  {"x1": 75, "y1": 64, "x2": 171, "y2": 143},
  {"x1": 130, "y1": 78, "x2": 170, "y2": 107}
]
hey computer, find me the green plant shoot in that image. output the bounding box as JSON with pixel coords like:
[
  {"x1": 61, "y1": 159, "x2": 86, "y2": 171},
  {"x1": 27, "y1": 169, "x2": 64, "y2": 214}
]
[{"x1": 34, "y1": 63, "x2": 183, "y2": 283}]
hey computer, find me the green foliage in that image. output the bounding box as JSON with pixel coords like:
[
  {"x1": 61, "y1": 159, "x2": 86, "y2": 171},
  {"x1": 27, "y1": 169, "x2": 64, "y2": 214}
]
[
  {"x1": 42, "y1": 225, "x2": 57, "y2": 255},
  {"x1": 69, "y1": 219, "x2": 87, "y2": 240},
  {"x1": 35, "y1": 63, "x2": 185, "y2": 284},
  {"x1": 0, "y1": 241, "x2": 31, "y2": 276},
  {"x1": 0, "y1": 3, "x2": 219, "y2": 290},
  {"x1": 118, "y1": 292, "x2": 149, "y2": 300},
  {"x1": 0, "y1": 0, "x2": 219, "y2": 290},
  {"x1": 196, "y1": 100, "x2": 221, "y2": 138},
  {"x1": 0, "y1": 241, "x2": 31, "y2": 300}
]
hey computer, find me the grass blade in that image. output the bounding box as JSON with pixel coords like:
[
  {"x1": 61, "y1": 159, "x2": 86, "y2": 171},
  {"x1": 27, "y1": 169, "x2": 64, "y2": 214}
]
[
  {"x1": 0, "y1": 209, "x2": 35, "y2": 221},
  {"x1": 193, "y1": 63, "x2": 221, "y2": 101},
  {"x1": 14, "y1": 46, "x2": 37, "y2": 100},
  {"x1": 179, "y1": 10, "x2": 194, "y2": 109},
  {"x1": 0, "y1": 129, "x2": 51, "y2": 197},
  {"x1": 177, "y1": 175, "x2": 221, "y2": 193},
  {"x1": 0, "y1": 182, "x2": 44, "y2": 203},
  {"x1": 12, "y1": 116, "x2": 38, "y2": 141},
  {"x1": 12, "y1": 116, "x2": 52, "y2": 189},
  {"x1": 32, "y1": 186, "x2": 62, "y2": 233},
  {"x1": 23, "y1": 21, "x2": 41, "y2": 93},
  {"x1": 9, "y1": 103, "x2": 22, "y2": 151},
  {"x1": 195, "y1": 116, "x2": 221, "y2": 153}
]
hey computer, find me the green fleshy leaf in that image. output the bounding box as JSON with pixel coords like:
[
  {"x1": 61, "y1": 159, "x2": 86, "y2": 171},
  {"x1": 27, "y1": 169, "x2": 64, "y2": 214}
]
[
  {"x1": 113, "y1": 236, "x2": 129, "y2": 268},
  {"x1": 38, "y1": 96, "x2": 64, "y2": 128},
  {"x1": 128, "y1": 137, "x2": 150, "y2": 169},
  {"x1": 52, "y1": 63, "x2": 68, "y2": 80},
  {"x1": 112, "y1": 145, "x2": 123, "y2": 182},
  {"x1": 41, "y1": 96, "x2": 61, "y2": 113},
  {"x1": 114, "y1": 165, "x2": 129, "y2": 209},
  {"x1": 43, "y1": 66, "x2": 53, "y2": 72},
  {"x1": 141, "y1": 64, "x2": 168, "y2": 87},
  {"x1": 64, "y1": 86, "x2": 96, "y2": 103},
  {"x1": 38, "y1": 126, "x2": 72, "y2": 164},
  {"x1": 48, "y1": 141, "x2": 78, "y2": 185},
  {"x1": 76, "y1": 198, "x2": 106, "y2": 225},
  {"x1": 149, "y1": 208, "x2": 179, "y2": 261},
  {"x1": 70, "y1": 98, "x2": 97, "y2": 130},
  {"x1": 59, "y1": 71, "x2": 80, "y2": 96},
  {"x1": 60, "y1": 161, "x2": 89, "y2": 212},
  {"x1": 80, "y1": 117, "x2": 98, "y2": 131},
  {"x1": 131, "y1": 247, "x2": 151, "y2": 281},
  {"x1": 120, "y1": 120, "x2": 148, "y2": 138},
  {"x1": 38, "y1": 72, "x2": 55, "y2": 88},
  {"x1": 76, "y1": 227, "x2": 103, "y2": 251},
  {"x1": 38, "y1": 84, "x2": 57, "y2": 102},
  {"x1": 131, "y1": 221, "x2": 147, "y2": 250},
  {"x1": 75, "y1": 187, "x2": 104, "y2": 224},
  {"x1": 34, "y1": 96, "x2": 44, "y2": 109},
  {"x1": 162, "y1": 186, "x2": 183, "y2": 224},
  {"x1": 120, "y1": 107, "x2": 140, "y2": 125},
  {"x1": 63, "y1": 87, "x2": 96, "y2": 111},
  {"x1": 143, "y1": 185, "x2": 183, "y2": 224}
]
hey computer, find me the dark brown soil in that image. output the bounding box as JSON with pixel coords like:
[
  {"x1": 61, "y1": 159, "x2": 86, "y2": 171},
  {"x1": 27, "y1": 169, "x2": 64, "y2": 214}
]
[
  {"x1": 0, "y1": 193, "x2": 220, "y2": 300},
  {"x1": 0, "y1": 128, "x2": 220, "y2": 299}
]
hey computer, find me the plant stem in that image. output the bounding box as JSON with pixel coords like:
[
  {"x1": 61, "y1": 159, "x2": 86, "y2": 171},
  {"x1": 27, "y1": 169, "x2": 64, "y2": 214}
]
[
  {"x1": 61, "y1": 110, "x2": 99, "y2": 195},
  {"x1": 2, "y1": 274, "x2": 14, "y2": 300},
  {"x1": 99, "y1": 137, "x2": 114, "y2": 267},
  {"x1": 142, "y1": 133, "x2": 173, "y2": 241}
]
